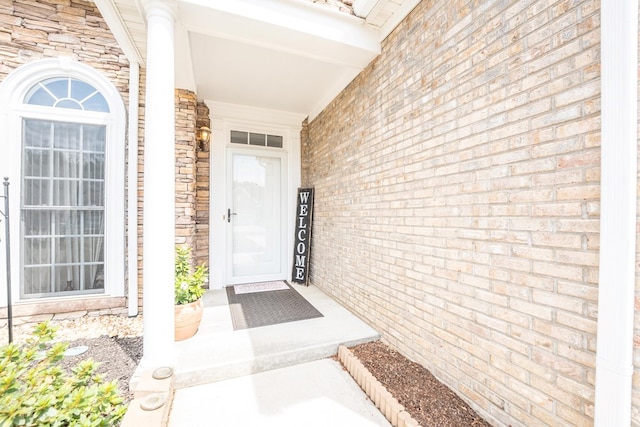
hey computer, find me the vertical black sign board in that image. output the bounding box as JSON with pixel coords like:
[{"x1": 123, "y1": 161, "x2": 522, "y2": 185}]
[{"x1": 292, "y1": 188, "x2": 314, "y2": 285}]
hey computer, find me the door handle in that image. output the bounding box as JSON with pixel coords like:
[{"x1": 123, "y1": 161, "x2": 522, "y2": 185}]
[{"x1": 227, "y1": 208, "x2": 237, "y2": 223}]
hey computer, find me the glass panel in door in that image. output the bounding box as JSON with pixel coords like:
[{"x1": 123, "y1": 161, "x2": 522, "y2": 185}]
[{"x1": 230, "y1": 153, "x2": 282, "y2": 280}]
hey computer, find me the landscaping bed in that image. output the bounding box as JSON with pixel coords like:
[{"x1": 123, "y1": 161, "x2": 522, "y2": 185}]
[{"x1": 350, "y1": 341, "x2": 491, "y2": 427}]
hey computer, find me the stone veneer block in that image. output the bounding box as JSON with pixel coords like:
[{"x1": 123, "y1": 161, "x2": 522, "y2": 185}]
[
  {"x1": 52, "y1": 310, "x2": 88, "y2": 320},
  {"x1": 11, "y1": 314, "x2": 53, "y2": 325}
]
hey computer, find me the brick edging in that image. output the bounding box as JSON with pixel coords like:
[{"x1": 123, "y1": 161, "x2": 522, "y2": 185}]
[
  {"x1": 121, "y1": 368, "x2": 175, "y2": 427},
  {"x1": 338, "y1": 345, "x2": 421, "y2": 427}
]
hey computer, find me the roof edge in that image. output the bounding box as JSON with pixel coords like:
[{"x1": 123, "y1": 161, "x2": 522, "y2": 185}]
[{"x1": 94, "y1": 0, "x2": 146, "y2": 65}]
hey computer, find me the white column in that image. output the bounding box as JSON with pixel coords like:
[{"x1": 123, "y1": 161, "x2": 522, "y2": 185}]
[
  {"x1": 594, "y1": 0, "x2": 638, "y2": 425},
  {"x1": 128, "y1": 61, "x2": 140, "y2": 317},
  {"x1": 142, "y1": 1, "x2": 176, "y2": 367}
]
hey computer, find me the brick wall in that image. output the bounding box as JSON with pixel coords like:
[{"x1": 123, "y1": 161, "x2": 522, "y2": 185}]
[
  {"x1": 634, "y1": 8, "x2": 640, "y2": 426},
  {"x1": 304, "y1": 1, "x2": 601, "y2": 426},
  {"x1": 301, "y1": 118, "x2": 310, "y2": 185}
]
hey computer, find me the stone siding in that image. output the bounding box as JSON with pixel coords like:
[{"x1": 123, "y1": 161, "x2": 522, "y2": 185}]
[
  {"x1": 173, "y1": 91, "x2": 210, "y2": 271},
  {"x1": 195, "y1": 102, "x2": 211, "y2": 268},
  {"x1": 175, "y1": 89, "x2": 198, "y2": 252},
  {"x1": 304, "y1": 1, "x2": 601, "y2": 426},
  {"x1": 0, "y1": 0, "x2": 129, "y2": 96}
]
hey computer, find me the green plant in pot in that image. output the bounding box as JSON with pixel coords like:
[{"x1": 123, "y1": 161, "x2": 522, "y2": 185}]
[{"x1": 174, "y1": 246, "x2": 208, "y2": 340}]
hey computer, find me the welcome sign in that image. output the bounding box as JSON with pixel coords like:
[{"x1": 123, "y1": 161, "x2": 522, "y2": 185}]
[{"x1": 292, "y1": 188, "x2": 314, "y2": 285}]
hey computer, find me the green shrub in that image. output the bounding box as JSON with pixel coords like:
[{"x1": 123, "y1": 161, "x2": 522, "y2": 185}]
[
  {"x1": 174, "y1": 245, "x2": 208, "y2": 305},
  {"x1": 0, "y1": 322, "x2": 127, "y2": 427}
]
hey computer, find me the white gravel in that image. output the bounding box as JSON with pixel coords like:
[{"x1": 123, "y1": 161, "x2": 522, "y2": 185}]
[{"x1": 0, "y1": 314, "x2": 143, "y2": 345}]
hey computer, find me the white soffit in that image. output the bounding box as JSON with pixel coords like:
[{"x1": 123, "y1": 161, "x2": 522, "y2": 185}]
[
  {"x1": 97, "y1": 0, "x2": 420, "y2": 119},
  {"x1": 179, "y1": 0, "x2": 380, "y2": 66},
  {"x1": 189, "y1": 33, "x2": 362, "y2": 115},
  {"x1": 178, "y1": 0, "x2": 380, "y2": 118}
]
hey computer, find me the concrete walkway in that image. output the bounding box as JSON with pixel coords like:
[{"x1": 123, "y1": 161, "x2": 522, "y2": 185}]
[
  {"x1": 168, "y1": 284, "x2": 387, "y2": 426},
  {"x1": 169, "y1": 359, "x2": 391, "y2": 426}
]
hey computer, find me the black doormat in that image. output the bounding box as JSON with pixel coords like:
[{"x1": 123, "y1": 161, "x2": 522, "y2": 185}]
[{"x1": 225, "y1": 281, "x2": 323, "y2": 330}]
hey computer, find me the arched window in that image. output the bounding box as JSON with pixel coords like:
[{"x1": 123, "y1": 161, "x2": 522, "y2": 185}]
[
  {"x1": 0, "y1": 59, "x2": 125, "y2": 300},
  {"x1": 25, "y1": 77, "x2": 110, "y2": 112}
]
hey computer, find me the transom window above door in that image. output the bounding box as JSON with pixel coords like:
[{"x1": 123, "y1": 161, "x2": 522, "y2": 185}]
[{"x1": 230, "y1": 130, "x2": 283, "y2": 148}]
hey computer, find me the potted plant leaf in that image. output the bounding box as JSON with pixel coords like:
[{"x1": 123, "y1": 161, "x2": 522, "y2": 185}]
[{"x1": 174, "y1": 245, "x2": 208, "y2": 341}]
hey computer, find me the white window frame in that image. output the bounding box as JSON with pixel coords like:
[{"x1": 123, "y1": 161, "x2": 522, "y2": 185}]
[{"x1": 0, "y1": 58, "x2": 126, "y2": 303}]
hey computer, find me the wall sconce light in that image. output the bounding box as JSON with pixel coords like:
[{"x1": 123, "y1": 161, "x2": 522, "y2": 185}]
[{"x1": 198, "y1": 126, "x2": 211, "y2": 152}]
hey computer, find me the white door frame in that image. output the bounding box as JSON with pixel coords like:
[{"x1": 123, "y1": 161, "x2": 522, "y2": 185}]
[
  {"x1": 226, "y1": 147, "x2": 288, "y2": 284},
  {"x1": 207, "y1": 101, "x2": 305, "y2": 289}
]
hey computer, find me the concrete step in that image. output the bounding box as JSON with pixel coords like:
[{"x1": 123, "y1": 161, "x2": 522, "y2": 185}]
[
  {"x1": 171, "y1": 285, "x2": 380, "y2": 389},
  {"x1": 173, "y1": 329, "x2": 379, "y2": 388}
]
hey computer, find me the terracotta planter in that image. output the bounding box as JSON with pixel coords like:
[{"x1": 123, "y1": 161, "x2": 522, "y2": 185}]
[{"x1": 174, "y1": 299, "x2": 204, "y2": 341}]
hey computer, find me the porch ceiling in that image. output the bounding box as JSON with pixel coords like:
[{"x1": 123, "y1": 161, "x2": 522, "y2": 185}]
[{"x1": 95, "y1": 0, "x2": 420, "y2": 119}]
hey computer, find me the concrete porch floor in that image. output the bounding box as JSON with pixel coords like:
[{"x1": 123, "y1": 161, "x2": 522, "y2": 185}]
[
  {"x1": 166, "y1": 283, "x2": 387, "y2": 426},
  {"x1": 173, "y1": 283, "x2": 380, "y2": 388}
]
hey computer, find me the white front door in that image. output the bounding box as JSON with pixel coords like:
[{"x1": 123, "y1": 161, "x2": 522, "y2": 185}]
[
  {"x1": 208, "y1": 103, "x2": 305, "y2": 289},
  {"x1": 227, "y1": 149, "x2": 287, "y2": 284}
]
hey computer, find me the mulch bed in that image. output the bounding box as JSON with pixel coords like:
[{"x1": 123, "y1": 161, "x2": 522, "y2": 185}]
[
  {"x1": 351, "y1": 341, "x2": 491, "y2": 427},
  {"x1": 57, "y1": 336, "x2": 143, "y2": 402}
]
